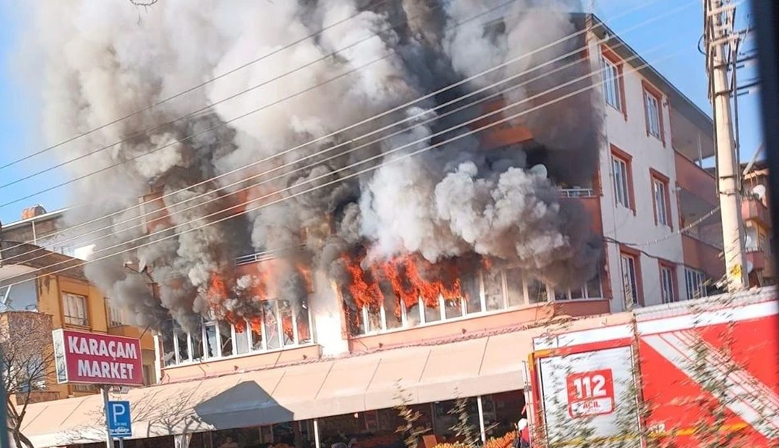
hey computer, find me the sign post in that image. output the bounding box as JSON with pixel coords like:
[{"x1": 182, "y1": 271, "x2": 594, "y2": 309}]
[
  {"x1": 102, "y1": 386, "x2": 114, "y2": 448},
  {"x1": 53, "y1": 330, "x2": 143, "y2": 448},
  {"x1": 106, "y1": 399, "x2": 132, "y2": 439}
]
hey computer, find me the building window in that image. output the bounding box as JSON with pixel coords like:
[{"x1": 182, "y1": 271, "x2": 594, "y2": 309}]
[
  {"x1": 660, "y1": 263, "x2": 676, "y2": 304},
  {"x1": 62, "y1": 293, "x2": 88, "y2": 327},
  {"x1": 643, "y1": 82, "x2": 664, "y2": 142},
  {"x1": 611, "y1": 153, "x2": 632, "y2": 210},
  {"x1": 650, "y1": 171, "x2": 672, "y2": 227},
  {"x1": 107, "y1": 301, "x2": 126, "y2": 327},
  {"x1": 160, "y1": 300, "x2": 314, "y2": 367},
  {"x1": 684, "y1": 268, "x2": 708, "y2": 300},
  {"x1": 348, "y1": 266, "x2": 605, "y2": 336},
  {"x1": 620, "y1": 252, "x2": 641, "y2": 306},
  {"x1": 601, "y1": 56, "x2": 622, "y2": 111}
]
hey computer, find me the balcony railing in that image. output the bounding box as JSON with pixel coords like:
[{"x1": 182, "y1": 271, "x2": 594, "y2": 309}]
[{"x1": 559, "y1": 188, "x2": 596, "y2": 198}]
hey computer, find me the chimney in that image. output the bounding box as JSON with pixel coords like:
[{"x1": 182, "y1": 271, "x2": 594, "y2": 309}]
[{"x1": 21, "y1": 205, "x2": 47, "y2": 220}]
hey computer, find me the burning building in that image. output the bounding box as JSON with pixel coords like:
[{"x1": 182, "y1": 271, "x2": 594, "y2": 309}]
[{"x1": 9, "y1": 0, "x2": 725, "y2": 446}]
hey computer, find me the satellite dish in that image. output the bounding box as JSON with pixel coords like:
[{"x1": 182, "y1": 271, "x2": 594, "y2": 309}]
[
  {"x1": 753, "y1": 184, "x2": 767, "y2": 200},
  {"x1": 745, "y1": 234, "x2": 754, "y2": 248},
  {"x1": 529, "y1": 164, "x2": 548, "y2": 178},
  {"x1": 747, "y1": 260, "x2": 754, "y2": 274}
]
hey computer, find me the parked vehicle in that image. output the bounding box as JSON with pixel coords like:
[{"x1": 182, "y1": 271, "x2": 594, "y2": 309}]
[{"x1": 528, "y1": 287, "x2": 779, "y2": 447}]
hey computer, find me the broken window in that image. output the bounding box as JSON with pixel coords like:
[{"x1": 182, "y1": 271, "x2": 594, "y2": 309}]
[
  {"x1": 463, "y1": 272, "x2": 482, "y2": 315},
  {"x1": 296, "y1": 305, "x2": 311, "y2": 344},
  {"x1": 483, "y1": 269, "x2": 505, "y2": 311},
  {"x1": 161, "y1": 320, "x2": 176, "y2": 367},
  {"x1": 382, "y1": 291, "x2": 403, "y2": 330},
  {"x1": 527, "y1": 278, "x2": 548, "y2": 304},
  {"x1": 249, "y1": 317, "x2": 263, "y2": 351},
  {"x1": 505, "y1": 268, "x2": 525, "y2": 307},
  {"x1": 176, "y1": 327, "x2": 190, "y2": 363},
  {"x1": 405, "y1": 301, "x2": 422, "y2": 327},
  {"x1": 263, "y1": 301, "x2": 281, "y2": 350},
  {"x1": 424, "y1": 300, "x2": 442, "y2": 323},
  {"x1": 278, "y1": 300, "x2": 295, "y2": 347},
  {"x1": 190, "y1": 320, "x2": 204, "y2": 362},
  {"x1": 365, "y1": 306, "x2": 382, "y2": 333},
  {"x1": 235, "y1": 321, "x2": 250, "y2": 355},
  {"x1": 204, "y1": 321, "x2": 218, "y2": 358},
  {"x1": 444, "y1": 298, "x2": 463, "y2": 319}
]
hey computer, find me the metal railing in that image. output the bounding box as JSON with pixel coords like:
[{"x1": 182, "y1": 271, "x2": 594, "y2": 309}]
[{"x1": 559, "y1": 188, "x2": 596, "y2": 198}]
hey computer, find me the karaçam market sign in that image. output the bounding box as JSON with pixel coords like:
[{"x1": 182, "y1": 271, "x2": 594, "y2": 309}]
[{"x1": 53, "y1": 329, "x2": 144, "y2": 386}]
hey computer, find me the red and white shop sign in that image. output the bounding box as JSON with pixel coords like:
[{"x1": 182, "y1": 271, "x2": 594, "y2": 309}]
[
  {"x1": 566, "y1": 369, "x2": 616, "y2": 418},
  {"x1": 53, "y1": 329, "x2": 144, "y2": 386}
]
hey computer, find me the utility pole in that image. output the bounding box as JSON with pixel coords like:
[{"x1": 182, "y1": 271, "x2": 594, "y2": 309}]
[{"x1": 704, "y1": 0, "x2": 748, "y2": 290}]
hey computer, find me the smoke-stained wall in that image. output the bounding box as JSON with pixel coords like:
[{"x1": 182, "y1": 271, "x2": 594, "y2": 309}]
[{"x1": 13, "y1": 0, "x2": 603, "y2": 329}]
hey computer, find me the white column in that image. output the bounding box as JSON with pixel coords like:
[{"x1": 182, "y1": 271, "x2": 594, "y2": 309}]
[
  {"x1": 313, "y1": 418, "x2": 321, "y2": 448},
  {"x1": 477, "y1": 396, "x2": 486, "y2": 443}
]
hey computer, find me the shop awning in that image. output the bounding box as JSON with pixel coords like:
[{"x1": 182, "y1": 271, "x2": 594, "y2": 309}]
[{"x1": 20, "y1": 330, "x2": 529, "y2": 447}]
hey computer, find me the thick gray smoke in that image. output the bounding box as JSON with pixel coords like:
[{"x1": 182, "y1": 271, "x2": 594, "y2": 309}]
[{"x1": 15, "y1": 0, "x2": 602, "y2": 327}]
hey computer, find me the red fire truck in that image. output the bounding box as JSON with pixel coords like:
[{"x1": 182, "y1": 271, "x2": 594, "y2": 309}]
[{"x1": 527, "y1": 287, "x2": 779, "y2": 447}]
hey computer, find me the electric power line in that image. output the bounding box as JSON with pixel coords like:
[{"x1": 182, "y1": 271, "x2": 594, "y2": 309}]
[
  {"x1": 0, "y1": 5, "x2": 696, "y2": 270},
  {"x1": 0, "y1": 0, "x2": 688, "y2": 210},
  {"x1": 0, "y1": 0, "x2": 693, "y2": 263},
  {"x1": 0, "y1": 42, "x2": 693, "y2": 289},
  {"x1": 0, "y1": 0, "x2": 394, "y2": 171}
]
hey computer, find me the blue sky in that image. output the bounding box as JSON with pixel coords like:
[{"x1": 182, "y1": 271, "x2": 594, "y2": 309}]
[{"x1": 0, "y1": 0, "x2": 765, "y2": 225}]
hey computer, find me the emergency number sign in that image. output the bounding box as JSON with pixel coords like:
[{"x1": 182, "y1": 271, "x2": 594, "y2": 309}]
[
  {"x1": 53, "y1": 329, "x2": 144, "y2": 386},
  {"x1": 566, "y1": 369, "x2": 615, "y2": 418}
]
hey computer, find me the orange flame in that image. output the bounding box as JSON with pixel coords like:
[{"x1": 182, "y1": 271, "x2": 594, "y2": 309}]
[
  {"x1": 342, "y1": 253, "x2": 384, "y2": 311},
  {"x1": 341, "y1": 252, "x2": 465, "y2": 313}
]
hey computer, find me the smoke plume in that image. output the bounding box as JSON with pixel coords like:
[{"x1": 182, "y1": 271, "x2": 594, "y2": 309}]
[{"x1": 14, "y1": 0, "x2": 603, "y2": 328}]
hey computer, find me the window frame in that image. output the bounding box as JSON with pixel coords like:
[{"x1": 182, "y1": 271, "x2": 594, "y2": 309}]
[
  {"x1": 600, "y1": 46, "x2": 627, "y2": 119},
  {"x1": 650, "y1": 169, "x2": 673, "y2": 228},
  {"x1": 350, "y1": 266, "x2": 607, "y2": 336},
  {"x1": 160, "y1": 300, "x2": 315, "y2": 368},
  {"x1": 642, "y1": 80, "x2": 666, "y2": 145},
  {"x1": 684, "y1": 267, "x2": 708, "y2": 300},
  {"x1": 62, "y1": 292, "x2": 89, "y2": 327},
  {"x1": 611, "y1": 145, "x2": 636, "y2": 213},
  {"x1": 619, "y1": 247, "x2": 643, "y2": 306},
  {"x1": 659, "y1": 261, "x2": 677, "y2": 304}
]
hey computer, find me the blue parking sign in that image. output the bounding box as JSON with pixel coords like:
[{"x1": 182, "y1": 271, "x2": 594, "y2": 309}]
[{"x1": 107, "y1": 401, "x2": 132, "y2": 438}]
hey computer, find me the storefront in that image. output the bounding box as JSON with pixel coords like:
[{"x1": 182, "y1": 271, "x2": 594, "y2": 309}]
[{"x1": 18, "y1": 325, "x2": 542, "y2": 448}]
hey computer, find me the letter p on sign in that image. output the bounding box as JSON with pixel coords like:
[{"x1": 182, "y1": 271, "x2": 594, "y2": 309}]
[{"x1": 107, "y1": 401, "x2": 132, "y2": 438}]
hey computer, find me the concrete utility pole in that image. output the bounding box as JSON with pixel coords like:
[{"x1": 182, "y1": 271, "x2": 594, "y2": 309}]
[{"x1": 704, "y1": 0, "x2": 748, "y2": 290}]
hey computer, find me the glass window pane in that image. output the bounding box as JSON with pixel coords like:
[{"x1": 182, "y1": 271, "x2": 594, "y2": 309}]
[
  {"x1": 249, "y1": 317, "x2": 263, "y2": 351},
  {"x1": 176, "y1": 329, "x2": 190, "y2": 363},
  {"x1": 204, "y1": 322, "x2": 218, "y2": 358},
  {"x1": 405, "y1": 302, "x2": 422, "y2": 327},
  {"x1": 297, "y1": 305, "x2": 312, "y2": 344},
  {"x1": 586, "y1": 272, "x2": 602, "y2": 299},
  {"x1": 366, "y1": 306, "x2": 382, "y2": 333},
  {"x1": 235, "y1": 322, "x2": 250, "y2": 355},
  {"x1": 444, "y1": 298, "x2": 463, "y2": 319},
  {"x1": 219, "y1": 322, "x2": 233, "y2": 357},
  {"x1": 161, "y1": 320, "x2": 176, "y2": 367},
  {"x1": 463, "y1": 272, "x2": 482, "y2": 314},
  {"x1": 527, "y1": 278, "x2": 548, "y2": 304},
  {"x1": 382, "y1": 293, "x2": 403, "y2": 330},
  {"x1": 263, "y1": 302, "x2": 280, "y2": 350},
  {"x1": 190, "y1": 320, "x2": 203, "y2": 362},
  {"x1": 278, "y1": 301, "x2": 295, "y2": 347},
  {"x1": 570, "y1": 287, "x2": 584, "y2": 300},
  {"x1": 483, "y1": 269, "x2": 504, "y2": 311},
  {"x1": 505, "y1": 268, "x2": 525, "y2": 307},
  {"x1": 424, "y1": 301, "x2": 442, "y2": 323},
  {"x1": 554, "y1": 287, "x2": 569, "y2": 301}
]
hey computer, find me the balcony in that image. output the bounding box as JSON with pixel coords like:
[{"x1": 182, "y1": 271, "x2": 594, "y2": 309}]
[
  {"x1": 682, "y1": 234, "x2": 725, "y2": 280},
  {"x1": 674, "y1": 152, "x2": 717, "y2": 205},
  {"x1": 742, "y1": 196, "x2": 771, "y2": 228}
]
